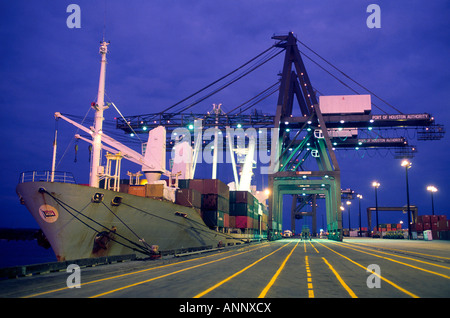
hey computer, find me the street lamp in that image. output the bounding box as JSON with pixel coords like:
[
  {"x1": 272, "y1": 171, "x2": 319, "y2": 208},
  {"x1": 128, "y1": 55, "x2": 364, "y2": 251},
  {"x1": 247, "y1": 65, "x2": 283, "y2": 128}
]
[
  {"x1": 401, "y1": 160, "x2": 412, "y2": 239},
  {"x1": 426, "y1": 185, "x2": 438, "y2": 215},
  {"x1": 372, "y1": 181, "x2": 380, "y2": 236},
  {"x1": 357, "y1": 194, "x2": 363, "y2": 237},
  {"x1": 346, "y1": 200, "x2": 352, "y2": 233}
]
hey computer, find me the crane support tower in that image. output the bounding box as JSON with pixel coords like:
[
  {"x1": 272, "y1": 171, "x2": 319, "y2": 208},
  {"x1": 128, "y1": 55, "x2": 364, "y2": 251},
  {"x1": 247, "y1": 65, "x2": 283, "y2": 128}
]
[{"x1": 267, "y1": 33, "x2": 342, "y2": 241}]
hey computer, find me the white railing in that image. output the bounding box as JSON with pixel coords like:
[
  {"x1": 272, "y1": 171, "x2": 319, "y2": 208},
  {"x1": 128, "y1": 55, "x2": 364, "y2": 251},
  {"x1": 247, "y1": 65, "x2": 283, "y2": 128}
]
[{"x1": 19, "y1": 171, "x2": 76, "y2": 184}]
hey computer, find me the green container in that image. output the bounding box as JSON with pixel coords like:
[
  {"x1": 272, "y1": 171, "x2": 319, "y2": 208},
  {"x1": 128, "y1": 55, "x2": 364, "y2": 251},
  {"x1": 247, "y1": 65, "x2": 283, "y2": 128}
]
[
  {"x1": 230, "y1": 202, "x2": 253, "y2": 217},
  {"x1": 178, "y1": 179, "x2": 190, "y2": 189},
  {"x1": 229, "y1": 191, "x2": 236, "y2": 202},
  {"x1": 202, "y1": 210, "x2": 225, "y2": 228}
]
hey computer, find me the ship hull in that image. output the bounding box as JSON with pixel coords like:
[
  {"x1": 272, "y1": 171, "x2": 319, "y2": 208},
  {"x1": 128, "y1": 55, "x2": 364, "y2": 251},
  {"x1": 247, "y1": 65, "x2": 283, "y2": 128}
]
[{"x1": 16, "y1": 181, "x2": 243, "y2": 261}]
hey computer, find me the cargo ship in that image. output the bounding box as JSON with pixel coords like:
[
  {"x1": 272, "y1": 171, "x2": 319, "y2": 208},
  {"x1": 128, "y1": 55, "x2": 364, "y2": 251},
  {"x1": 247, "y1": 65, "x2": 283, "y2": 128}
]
[{"x1": 16, "y1": 41, "x2": 268, "y2": 261}]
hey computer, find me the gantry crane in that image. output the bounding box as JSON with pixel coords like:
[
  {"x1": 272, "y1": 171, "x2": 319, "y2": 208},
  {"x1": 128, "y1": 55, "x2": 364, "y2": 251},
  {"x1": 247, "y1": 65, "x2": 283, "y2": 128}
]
[{"x1": 113, "y1": 32, "x2": 444, "y2": 240}]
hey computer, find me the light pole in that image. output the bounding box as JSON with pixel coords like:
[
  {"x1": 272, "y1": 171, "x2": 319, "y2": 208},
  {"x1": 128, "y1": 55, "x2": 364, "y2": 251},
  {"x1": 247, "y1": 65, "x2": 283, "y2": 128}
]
[
  {"x1": 426, "y1": 186, "x2": 438, "y2": 215},
  {"x1": 401, "y1": 160, "x2": 412, "y2": 240},
  {"x1": 372, "y1": 181, "x2": 380, "y2": 237},
  {"x1": 357, "y1": 194, "x2": 363, "y2": 237},
  {"x1": 346, "y1": 200, "x2": 352, "y2": 233}
]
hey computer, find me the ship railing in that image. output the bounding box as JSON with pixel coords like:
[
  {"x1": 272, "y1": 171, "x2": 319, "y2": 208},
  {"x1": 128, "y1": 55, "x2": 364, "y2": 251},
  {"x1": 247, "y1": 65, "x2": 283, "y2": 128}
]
[{"x1": 19, "y1": 171, "x2": 77, "y2": 184}]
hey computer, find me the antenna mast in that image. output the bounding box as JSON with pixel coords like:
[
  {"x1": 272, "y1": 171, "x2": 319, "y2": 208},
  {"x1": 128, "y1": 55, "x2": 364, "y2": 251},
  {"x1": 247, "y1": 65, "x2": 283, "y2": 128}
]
[{"x1": 90, "y1": 41, "x2": 109, "y2": 187}]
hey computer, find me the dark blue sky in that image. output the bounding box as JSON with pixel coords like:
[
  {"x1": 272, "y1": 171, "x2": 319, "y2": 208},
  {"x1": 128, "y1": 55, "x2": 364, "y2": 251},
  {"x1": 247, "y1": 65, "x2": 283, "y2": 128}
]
[{"x1": 1, "y1": 1, "x2": 449, "y2": 229}]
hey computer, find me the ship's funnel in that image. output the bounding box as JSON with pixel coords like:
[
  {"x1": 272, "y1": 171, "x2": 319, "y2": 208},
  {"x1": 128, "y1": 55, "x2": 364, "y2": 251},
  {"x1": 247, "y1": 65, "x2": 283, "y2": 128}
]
[{"x1": 142, "y1": 126, "x2": 166, "y2": 181}]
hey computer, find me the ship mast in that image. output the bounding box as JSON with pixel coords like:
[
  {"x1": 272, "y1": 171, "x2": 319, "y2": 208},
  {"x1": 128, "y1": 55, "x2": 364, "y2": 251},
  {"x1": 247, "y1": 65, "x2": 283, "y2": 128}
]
[{"x1": 90, "y1": 41, "x2": 109, "y2": 187}]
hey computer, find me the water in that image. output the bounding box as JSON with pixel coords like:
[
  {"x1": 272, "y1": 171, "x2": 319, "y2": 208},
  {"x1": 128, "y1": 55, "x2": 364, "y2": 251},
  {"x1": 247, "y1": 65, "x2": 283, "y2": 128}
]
[{"x1": 0, "y1": 240, "x2": 56, "y2": 268}]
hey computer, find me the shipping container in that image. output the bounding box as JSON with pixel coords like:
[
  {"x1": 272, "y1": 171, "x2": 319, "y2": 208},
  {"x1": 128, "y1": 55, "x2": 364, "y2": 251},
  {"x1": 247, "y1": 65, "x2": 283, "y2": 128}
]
[
  {"x1": 230, "y1": 190, "x2": 255, "y2": 205},
  {"x1": 187, "y1": 179, "x2": 204, "y2": 194},
  {"x1": 175, "y1": 188, "x2": 201, "y2": 209},
  {"x1": 229, "y1": 202, "x2": 253, "y2": 216},
  {"x1": 423, "y1": 223, "x2": 431, "y2": 230},
  {"x1": 252, "y1": 217, "x2": 258, "y2": 230},
  {"x1": 201, "y1": 194, "x2": 229, "y2": 212},
  {"x1": 319, "y1": 94, "x2": 371, "y2": 115},
  {"x1": 202, "y1": 210, "x2": 226, "y2": 228},
  {"x1": 438, "y1": 215, "x2": 447, "y2": 222},
  {"x1": 189, "y1": 179, "x2": 229, "y2": 198},
  {"x1": 128, "y1": 185, "x2": 146, "y2": 197},
  {"x1": 205, "y1": 179, "x2": 229, "y2": 198},
  {"x1": 119, "y1": 184, "x2": 130, "y2": 194},
  {"x1": 432, "y1": 230, "x2": 438, "y2": 240},
  {"x1": 235, "y1": 216, "x2": 253, "y2": 229},
  {"x1": 439, "y1": 231, "x2": 450, "y2": 240},
  {"x1": 223, "y1": 213, "x2": 229, "y2": 228},
  {"x1": 437, "y1": 220, "x2": 448, "y2": 231},
  {"x1": 145, "y1": 183, "x2": 165, "y2": 197},
  {"x1": 229, "y1": 215, "x2": 236, "y2": 228},
  {"x1": 178, "y1": 179, "x2": 190, "y2": 189}
]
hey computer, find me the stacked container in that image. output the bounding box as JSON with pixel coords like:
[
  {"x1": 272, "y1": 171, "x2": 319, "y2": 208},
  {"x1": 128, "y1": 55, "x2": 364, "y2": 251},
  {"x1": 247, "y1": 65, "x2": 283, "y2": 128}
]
[
  {"x1": 127, "y1": 183, "x2": 176, "y2": 202},
  {"x1": 228, "y1": 190, "x2": 269, "y2": 234},
  {"x1": 229, "y1": 190, "x2": 255, "y2": 231},
  {"x1": 373, "y1": 223, "x2": 402, "y2": 232},
  {"x1": 178, "y1": 179, "x2": 229, "y2": 229},
  {"x1": 260, "y1": 202, "x2": 269, "y2": 233},
  {"x1": 175, "y1": 188, "x2": 202, "y2": 209},
  {"x1": 415, "y1": 215, "x2": 449, "y2": 239}
]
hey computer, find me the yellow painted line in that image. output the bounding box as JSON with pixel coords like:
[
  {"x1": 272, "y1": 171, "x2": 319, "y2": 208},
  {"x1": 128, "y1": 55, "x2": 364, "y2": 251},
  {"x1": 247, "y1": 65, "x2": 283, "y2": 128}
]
[
  {"x1": 322, "y1": 257, "x2": 357, "y2": 298},
  {"x1": 92, "y1": 243, "x2": 274, "y2": 298},
  {"x1": 89, "y1": 243, "x2": 274, "y2": 298},
  {"x1": 337, "y1": 243, "x2": 450, "y2": 280},
  {"x1": 305, "y1": 255, "x2": 314, "y2": 298},
  {"x1": 24, "y1": 243, "x2": 268, "y2": 298},
  {"x1": 344, "y1": 242, "x2": 450, "y2": 270},
  {"x1": 304, "y1": 241, "x2": 307, "y2": 252},
  {"x1": 258, "y1": 241, "x2": 299, "y2": 298},
  {"x1": 351, "y1": 241, "x2": 450, "y2": 260},
  {"x1": 316, "y1": 241, "x2": 419, "y2": 298},
  {"x1": 309, "y1": 241, "x2": 319, "y2": 253},
  {"x1": 194, "y1": 242, "x2": 292, "y2": 298}
]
